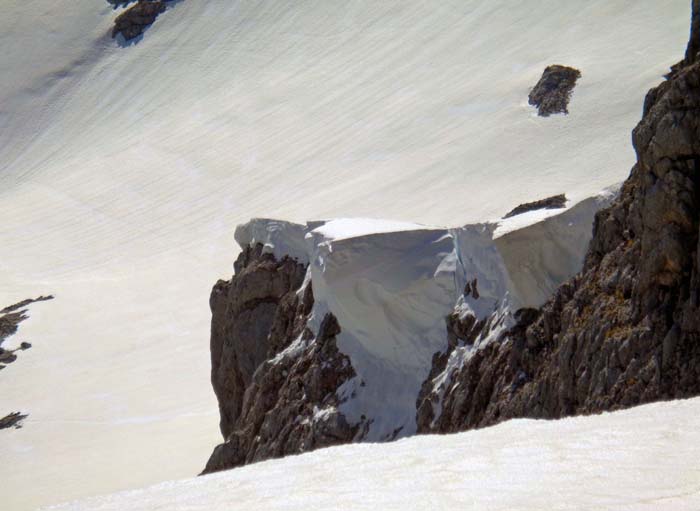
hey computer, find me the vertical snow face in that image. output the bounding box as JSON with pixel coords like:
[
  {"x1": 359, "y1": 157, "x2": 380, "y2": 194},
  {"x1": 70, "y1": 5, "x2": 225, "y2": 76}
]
[
  {"x1": 493, "y1": 187, "x2": 618, "y2": 310},
  {"x1": 307, "y1": 224, "x2": 458, "y2": 439},
  {"x1": 229, "y1": 191, "x2": 615, "y2": 442}
]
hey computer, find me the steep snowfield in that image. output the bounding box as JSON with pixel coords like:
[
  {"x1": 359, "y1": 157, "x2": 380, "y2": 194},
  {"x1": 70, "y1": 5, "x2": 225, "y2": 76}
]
[
  {"x1": 46, "y1": 398, "x2": 700, "y2": 511},
  {"x1": 0, "y1": 1, "x2": 691, "y2": 509}
]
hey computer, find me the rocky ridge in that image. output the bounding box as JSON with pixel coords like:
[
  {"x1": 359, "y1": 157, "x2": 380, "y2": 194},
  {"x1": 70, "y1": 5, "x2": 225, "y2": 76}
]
[
  {"x1": 203, "y1": 244, "x2": 361, "y2": 474},
  {"x1": 417, "y1": 4, "x2": 700, "y2": 433}
]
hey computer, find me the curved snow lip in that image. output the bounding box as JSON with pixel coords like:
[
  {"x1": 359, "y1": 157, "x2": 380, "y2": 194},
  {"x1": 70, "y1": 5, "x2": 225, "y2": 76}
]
[{"x1": 232, "y1": 186, "x2": 619, "y2": 442}]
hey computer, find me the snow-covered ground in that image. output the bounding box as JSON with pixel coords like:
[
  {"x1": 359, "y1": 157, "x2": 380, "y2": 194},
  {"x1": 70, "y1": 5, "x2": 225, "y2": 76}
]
[
  {"x1": 46, "y1": 398, "x2": 700, "y2": 511},
  {"x1": 0, "y1": 1, "x2": 691, "y2": 509}
]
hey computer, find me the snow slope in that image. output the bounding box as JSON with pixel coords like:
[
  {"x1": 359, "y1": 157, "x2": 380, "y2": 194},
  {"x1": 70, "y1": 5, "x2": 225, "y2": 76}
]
[
  {"x1": 0, "y1": 1, "x2": 691, "y2": 509},
  {"x1": 46, "y1": 397, "x2": 700, "y2": 511}
]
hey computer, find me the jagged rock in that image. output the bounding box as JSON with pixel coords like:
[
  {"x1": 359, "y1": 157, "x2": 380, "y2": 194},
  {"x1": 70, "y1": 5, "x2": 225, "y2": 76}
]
[
  {"x1": 209, "y1": 243, "x2": 307, "y2": 439},
  {"x1": 504, "y1": 194, "x2": 567, "y2": 218},
  {"x1": 528, "y1": 65, "x2": 581, "y2": 116},
  {"x1": 0, "y1": 295, "x2": 52, "y2": 368},
  {"x1": 418, "y1": 5, "x2": 700, "y2": 433},
  {"x1": 0, "y1": 412, "x2": 27, "y2": 430},
  {"x1": 112, "y1": 0, "x2": 167, "y2": 40},
  {"x1": 204, "y1": 245, "x2": 360, "y2": 474}
]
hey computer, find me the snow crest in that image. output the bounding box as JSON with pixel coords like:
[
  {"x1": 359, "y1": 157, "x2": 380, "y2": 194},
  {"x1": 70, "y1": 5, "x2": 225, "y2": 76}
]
[{"x1": 234, "y1": 189, "x2": 616, "y2": 440}]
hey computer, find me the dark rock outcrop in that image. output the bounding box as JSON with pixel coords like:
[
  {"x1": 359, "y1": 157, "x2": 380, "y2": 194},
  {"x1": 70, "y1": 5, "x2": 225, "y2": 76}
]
[
  {"x1": 0, "y1": 295, "x2": 53, "y2": 370},
  {"x1": 112, "y1": 0, "x2": 167, "y2": 40},
  {"x1": 209, "y1": 244, "x2": 307, "y2": 439},
  {"x1": 419, "y1": 6, "x2": 700, "y2": 433},
  {"x1": 0, "y1": 412, "x2": 27, "y2": 430},
  {"x1": 504, "y1": 194, "x2": 567, "y2": 219},
  {"x1": 204, "y1": 245, "x2": 360, "y2": 474},
  {"x1": 528, "y1": 65, "x2": 581, "y2": 116}
]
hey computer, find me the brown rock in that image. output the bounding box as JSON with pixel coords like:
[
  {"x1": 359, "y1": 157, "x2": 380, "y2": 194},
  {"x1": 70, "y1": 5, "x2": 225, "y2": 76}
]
[
  {"x1": 528, "y1": 65, "x2": 581, "y2": 116},
  {"x1": 112, "y1": 0, "x2": 167, "y2": 40},
  {"x1": 203, "y1": 245, "x2": 361, "y2": 474}
]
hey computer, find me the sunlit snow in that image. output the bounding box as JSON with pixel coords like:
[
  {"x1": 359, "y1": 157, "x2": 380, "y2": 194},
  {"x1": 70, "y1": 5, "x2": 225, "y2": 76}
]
[
  {"x1": 47, "y1": 398, "x2": 700, "y2": 511},
  {"x1": 0, "y1": 0, "x2": 692, "y2": 509}
]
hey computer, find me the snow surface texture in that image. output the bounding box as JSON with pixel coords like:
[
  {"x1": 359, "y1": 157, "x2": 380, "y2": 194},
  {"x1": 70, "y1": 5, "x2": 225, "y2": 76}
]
[
  {"x1": 46, "y1": 398, "x2": 700, "y2": 511},
  {"x1": 235, "y1": 194, "x2": 612, "y2": 441},
  {"x1": 0, "y1": 0, "x2": 691, "y2": 509}
]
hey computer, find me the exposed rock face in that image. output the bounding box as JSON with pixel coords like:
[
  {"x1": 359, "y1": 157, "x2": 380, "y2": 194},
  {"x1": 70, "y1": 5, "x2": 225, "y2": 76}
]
[
  {"x1": 209, "y1": 243, "x2": 307, "y2": 439},
  {"x1": 528, "y1": 65, "x2": 581, "y2": 116},
  {"x1": 418, "y1": 9, "x2": 700, "y2": 433},
  {"x1": 0, "y1": 295, "x2": 53, "y2": 370},
  {"x1": 504, "y1": 194, "x2": 567, "y2": 219},
  {"x1": 0, "y1": 412, "x2": 27, "y2": 430},
  {"x1": 112, "y1": 0, "x2": 167, "y2": 40},
  {"x1": 204, "y1": 244, "x2": 360, "y2": 474}
]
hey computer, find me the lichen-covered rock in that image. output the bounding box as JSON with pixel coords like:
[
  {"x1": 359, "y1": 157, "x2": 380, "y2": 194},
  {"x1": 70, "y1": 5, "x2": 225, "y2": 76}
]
[
  {"x1": 419, "y1": 5, "x2": 700, "y2": 433},
  {"x1": 204, "y1": 244, "x2": 360, "y2": 474},
  {"x1": 112, "y1": 0, "x2": 167, "y2": 41},
  {"x1": 528, "y1": 65, "x2": 581, "y2": 116}
]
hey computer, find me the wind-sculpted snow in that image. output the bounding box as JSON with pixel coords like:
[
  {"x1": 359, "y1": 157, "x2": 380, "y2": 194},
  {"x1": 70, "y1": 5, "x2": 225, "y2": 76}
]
[
  {"x1": 224, "y1": 195, "x2": 612, "y2": 446},
  {"x1": 45, "y1": 398, "x2": 700, "y2": 511},
  {"x1": 307, "y1": 223, "x2": 458, "y2": 440}
]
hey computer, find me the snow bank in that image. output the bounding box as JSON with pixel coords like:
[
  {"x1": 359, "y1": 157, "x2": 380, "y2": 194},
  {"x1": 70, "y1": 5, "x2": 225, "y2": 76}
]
[
  {"x1": 45, "y1": 397, "x2": 700, "y2": 511},
  {"x1": 232, "y1": 190, "x2": 614, "y2": 440}
]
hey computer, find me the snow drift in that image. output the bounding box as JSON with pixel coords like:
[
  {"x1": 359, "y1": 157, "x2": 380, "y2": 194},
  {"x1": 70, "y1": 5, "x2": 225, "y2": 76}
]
[{"x1": 226, "y1": 189, "x2": 615, "y2": 442}]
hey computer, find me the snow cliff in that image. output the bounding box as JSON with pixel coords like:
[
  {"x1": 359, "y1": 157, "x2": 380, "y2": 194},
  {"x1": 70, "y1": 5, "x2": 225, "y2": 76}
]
[{"x1": 207, "y1": 190, "x2": 615, "y2": 467}]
